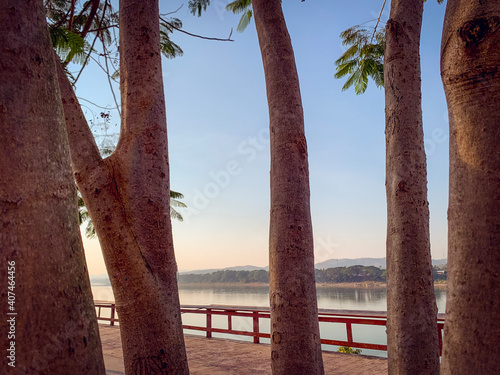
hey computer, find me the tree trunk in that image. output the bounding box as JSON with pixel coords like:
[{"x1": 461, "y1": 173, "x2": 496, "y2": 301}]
[
  {"x1": 0, "y1": 1, "x2": 105, "y2": 374},
  {"x1": 440, "y1": 2, "x2": 500, "y2": 374},
  {"x1": 57, "y1": 0, "x2": 189, "y2": 373},
  {"x1": 384, "y1": 1, "x2": 440, "y2": 373},
  {"x1": 252, "y1": 1, "x2": 324, "y2": 374}
]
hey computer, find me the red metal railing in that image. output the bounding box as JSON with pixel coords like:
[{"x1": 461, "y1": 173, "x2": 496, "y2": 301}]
[
  {"x1": 94, "y1": 300, "x2": 117, "y2": 326},
  {"x1": 94, "y1": 302, "x2": 445, "y2": 355}
]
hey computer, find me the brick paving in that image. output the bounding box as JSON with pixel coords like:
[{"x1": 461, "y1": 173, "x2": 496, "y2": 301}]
[{"x1": 99, "y1": 325, "x2": 388, "y2": 375}]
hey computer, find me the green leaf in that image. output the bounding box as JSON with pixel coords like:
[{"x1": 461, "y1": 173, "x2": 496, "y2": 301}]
[
  {"x1": 50, "y1": 27, "x2": 87, "y2": 64},
  {"x1": 188, "y1": 0, "x2": 211, "y2": 17},
  {"x1": 334, "y1": 60, "x2": 358, "y2": 80},
  {"x1": 237, "y1": 9, "x2": 253, "y2": 33},
  {"x1": 335, "y1": 45, "x2": 359, "y2": 66},
  {"x1": 170, "y1": 190, "x2": 184, "y2": 199},
  {"x1": 160, "y1": 21, "x2": 184, "y2": 59},
  {"x1": 171, "y1": 200, "x2": 187, "y2": 208},
  {"x1": 334, "y1": 25, "x2": 385, "y2": 95},
  {"x1": 170, "y1": 208, "x2": 184, "y2": 222},
  {"x1": 226, "y1": 0, "x2": 252, "y2": 14}
]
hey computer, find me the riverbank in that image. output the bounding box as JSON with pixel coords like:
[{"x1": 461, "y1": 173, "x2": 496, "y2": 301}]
[
  {"x1": 316, "y1": 282, "x2": 386, "y2": 289},
  {"x1": 179, "y1": 281, "x2": 446, "y2": 289}
]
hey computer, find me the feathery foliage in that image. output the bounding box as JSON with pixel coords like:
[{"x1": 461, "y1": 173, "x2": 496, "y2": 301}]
[
  {"x1": 45, "y1": 0, "x2": 117, "y2": 69},
  {"x1": 334, "y1": 26, "x2": 385, "y2": 95},
  {"x1": 226, "y1": 0, "x2": 252, "y2": 13},
  {"x1": 188, "y1": 0, "x2": 211, "y2": 17},
  {"x1": 160, "y1": 18, "x2": 184, "y2": 59},
  {"x1": 236, "y1": 9, "x2": 253, "y2": 33},
  {"x1": 50, "y1": 27, "x2": 87, "y2": 64},
  {"x1": 46, "y1": 0, "x2": 183, "y2": 72},
  {"x1": 169, "y1": 191, "x2": 188, "y2": 222},
  {"x1": 335, "y1": 0, "x2": 443, "y2": 95},
  {"x1": 226, "y1": 0, "x2": 252, "y2": 32},
  {"x1": 189, "y1": 0, "x2": 253, "y2": 33}
]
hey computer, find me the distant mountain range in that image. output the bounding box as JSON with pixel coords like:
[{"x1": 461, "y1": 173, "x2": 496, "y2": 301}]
[
  {"x1": 315, "y1": 257, "x2": 447, "y2": 269},
  {"x1": 90, "y1": 257, "x2": 447, "y2": 284},
  {"x1": 179, "y1": 257, "x2": 447, "y2": 275}
]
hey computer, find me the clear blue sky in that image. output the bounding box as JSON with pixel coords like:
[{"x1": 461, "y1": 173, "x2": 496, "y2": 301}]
[{"x1": 76, "y1": 0, "x2": 449, "y2": 274}]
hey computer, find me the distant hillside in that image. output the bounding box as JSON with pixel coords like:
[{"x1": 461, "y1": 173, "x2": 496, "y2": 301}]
[
  {"x1": 315, "y1": 257, "x2": 386, "y2": 269},
  {"x1": 91, "y1": 258, "x2": 447, "y2": 285},
  {"x1": 178, "y1": 264, "x2": 447, "y2": 285},
  {"x1": 179, "y1": 265, "x2": 267, "y2": 275}
]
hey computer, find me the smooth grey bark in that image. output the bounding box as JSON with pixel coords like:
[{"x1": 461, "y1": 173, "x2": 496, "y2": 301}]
[
  {"x1": 57, "y1": 0, "x2": 189, "y2": 373},
  {"x1": 440, "y1": 1, "x2": 500, "y2": 374},
  {"x1": 384, "y1": 0, "x2": 440, "y2": 373},
  {"x1": 0, "y1": 0, "x2": 105, "y2": 373},
  {"x1": 252, "y1": 1, "x2": 324, "y2": 374}
]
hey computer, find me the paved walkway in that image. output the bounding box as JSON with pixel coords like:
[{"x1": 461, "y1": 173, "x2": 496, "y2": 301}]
[{"x1": 100, "y1": 325, "x2": 387, "y2": 375}]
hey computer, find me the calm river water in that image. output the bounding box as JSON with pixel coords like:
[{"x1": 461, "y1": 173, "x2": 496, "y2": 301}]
[{"x1": 92, "y1": 284, "x2": 447, "y2": 357}]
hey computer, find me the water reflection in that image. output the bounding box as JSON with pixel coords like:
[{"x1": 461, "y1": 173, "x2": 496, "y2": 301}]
[
  {"x1": 317, "y1": 287, "x2": 387, "y2": 311},
  {"x1": 92, "y1": 284, "x2": 447, "y2": 313}
]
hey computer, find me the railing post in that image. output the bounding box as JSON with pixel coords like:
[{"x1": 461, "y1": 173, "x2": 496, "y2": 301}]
[
  {"x1": 228, "y1": 311, "x2": 232, "y2": 332},
  {"x1": 438, "y1": 322, "x2": 444, "y2": 355},
  {"x1": 253, "y1": 311, "x2": 260, "y2": 344},
  {"x1": 206, "y1": 308, "x2": 212, "y2": 339},
  {"x1": 346, "y1": 322, "x2": 353, "y2": 346},
  {"x1": 110, "y1": 303, "x2": 116, "y2": 326}
]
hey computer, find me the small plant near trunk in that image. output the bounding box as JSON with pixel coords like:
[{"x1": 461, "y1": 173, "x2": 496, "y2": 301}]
[{"x1": 337, "y1": 346, "x2": 362, "y2": 354}]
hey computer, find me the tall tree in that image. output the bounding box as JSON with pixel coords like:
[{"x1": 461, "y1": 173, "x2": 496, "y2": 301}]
[
  {"x1": 384, "y1": 0, "x2": 440, "y2": 373},
  {"x1": 0, "y1": 0, "x2": 104, "y2": 373},
  {"x1": 189, "y1": 0, "x2": 323, "y2": 373},
  {"x1": 252, "y1": 1, "x2": 324, "y2": 373},
  {"x1": 57, "y1": 0, "x2": 189, "y2": 373},
  {"x1": 440, "y1": 1, "x2": 500, "y2": 373},
  {"x1": 334, "y1": 1, "x2": 440, "y2": 371}
]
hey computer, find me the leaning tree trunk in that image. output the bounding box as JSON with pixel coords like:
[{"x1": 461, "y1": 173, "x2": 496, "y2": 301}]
[
  {"x1": 0, "y1": 0, "x2": 104, "y2": 374},
  {"x1": 440, "y1": 2, "x2": 500, "y2": 374},
  {"x1": 56, "y1": 0, "x2": 189, "y2": 373},
  {"x1": 252, "y1": 1, "x2": 324, "y2": 374},
  {"x1": 384, "y1": 0, "x2": 440, "y2": 373}
]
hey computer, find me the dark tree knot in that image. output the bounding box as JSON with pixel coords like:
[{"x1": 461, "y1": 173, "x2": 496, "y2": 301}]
[{"x1": 459, "y1": 17, "x2": 499, "y2": 47}]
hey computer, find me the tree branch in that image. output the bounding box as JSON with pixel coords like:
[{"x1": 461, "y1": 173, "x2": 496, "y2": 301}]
[
  {"x1": 80, "y1": 0, "x2": 100, "y2": 38},
  {"x1": 68, "y1": 0, "x2": 76, "y2": 30},
  {"x1": 56, "y1": 60, "x2": 103, "y2": 174},
  {"x1": 160, "y1": 4, "x2": 184, "y2": 17},
  {"x1": 160, "y1": 16, "x2": 234, "y2": 42},
  {"x1": 73, "y1": 0, "x2": 109, "y2": 83},
  {"x1": 101, "y1": 41, "x2": 121, "y2": 117},
  {"x1": 77, "y1": 96, "x2": 120, "y2": 111},
  {"x1": 371, "y1": 0, "x2": 387, "y2": 43},
  {"x1": 87, "y1": 24, "x2": 119, "y2": 33}
]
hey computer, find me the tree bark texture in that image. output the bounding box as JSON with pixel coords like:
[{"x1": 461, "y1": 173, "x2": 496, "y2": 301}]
[
  {"x1": 252, "y1": 1, "x2": 324, "y2": 374},
  {"x1": 57, "y1": 0, "x2": 189, "y2": 373},
  {"x1": 440, "y1": 1, "x2": 500, "y2": 374},
  {"x1": 0, "y1": 0, "x2": 105, "y2": 373},
  {"x1": 384, "y1": 1, "x2": 440, "y2": 374}
]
